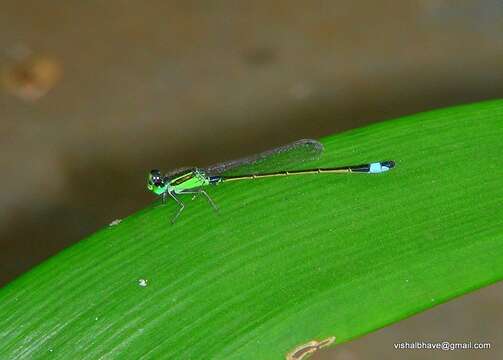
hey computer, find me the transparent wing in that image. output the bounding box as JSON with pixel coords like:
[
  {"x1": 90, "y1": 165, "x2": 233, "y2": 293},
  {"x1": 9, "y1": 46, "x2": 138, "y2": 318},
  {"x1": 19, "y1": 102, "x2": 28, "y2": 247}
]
[
  {"x1": 204, "y1": 139, "x2": 324, "y2": 176},
  {"x1": 164, "y1": 167, "x2": 193, "y2": 179}
]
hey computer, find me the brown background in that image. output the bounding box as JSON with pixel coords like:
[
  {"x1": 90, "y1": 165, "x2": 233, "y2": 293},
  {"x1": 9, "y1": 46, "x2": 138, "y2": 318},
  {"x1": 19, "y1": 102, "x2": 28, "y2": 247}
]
[{"x1": 1, "y1": 1, "x2": 502, "y2": 359}]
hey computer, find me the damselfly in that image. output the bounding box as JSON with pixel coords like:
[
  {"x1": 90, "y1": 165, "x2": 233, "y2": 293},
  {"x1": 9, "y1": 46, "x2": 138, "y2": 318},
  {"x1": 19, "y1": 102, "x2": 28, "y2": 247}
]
[{"x1": 147, "y1": 139, "x2": 395, "y2": 223}]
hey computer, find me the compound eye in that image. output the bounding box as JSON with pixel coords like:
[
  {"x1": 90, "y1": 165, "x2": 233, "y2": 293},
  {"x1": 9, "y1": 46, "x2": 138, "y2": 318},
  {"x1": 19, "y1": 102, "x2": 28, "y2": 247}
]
[{"x1": 149, "y1": 169, "x2": 164, "y2": 186}]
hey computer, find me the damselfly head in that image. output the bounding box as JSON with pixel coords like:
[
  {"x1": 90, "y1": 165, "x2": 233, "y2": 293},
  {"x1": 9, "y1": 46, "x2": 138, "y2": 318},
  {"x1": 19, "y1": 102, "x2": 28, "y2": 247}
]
[{"x1": 147, "y1": 169, "x2": 168, "y2": 195}]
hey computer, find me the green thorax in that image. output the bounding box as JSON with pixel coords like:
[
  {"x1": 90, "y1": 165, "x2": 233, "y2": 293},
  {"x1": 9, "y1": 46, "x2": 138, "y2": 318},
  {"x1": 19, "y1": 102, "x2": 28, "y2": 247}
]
[{"x1": 168, "y1": 168, "x2": 210, "y2": 193}]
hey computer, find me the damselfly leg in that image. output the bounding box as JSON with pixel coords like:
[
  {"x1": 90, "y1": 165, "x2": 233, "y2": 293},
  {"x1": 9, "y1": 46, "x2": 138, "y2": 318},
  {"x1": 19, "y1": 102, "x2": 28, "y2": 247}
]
[
  {"x1": 180, "y1": 189, "x2": 219, "y2": 212},
  {"x1": 167, "y1": 191, "x2": 185, "y2": 224}
]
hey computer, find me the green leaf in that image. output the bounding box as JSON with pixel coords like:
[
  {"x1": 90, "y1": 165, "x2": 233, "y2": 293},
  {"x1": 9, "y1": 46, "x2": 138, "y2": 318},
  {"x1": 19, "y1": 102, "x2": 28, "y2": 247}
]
[{"x1": 1, "y1": 99, "x2": 502, "y2": 359}]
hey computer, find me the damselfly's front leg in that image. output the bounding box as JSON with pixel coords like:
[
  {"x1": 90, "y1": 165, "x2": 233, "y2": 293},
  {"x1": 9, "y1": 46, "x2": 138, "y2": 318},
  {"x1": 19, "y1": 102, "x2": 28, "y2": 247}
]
[{"x1": 168, "y1": 191, "x2": 185, "y2": 223}]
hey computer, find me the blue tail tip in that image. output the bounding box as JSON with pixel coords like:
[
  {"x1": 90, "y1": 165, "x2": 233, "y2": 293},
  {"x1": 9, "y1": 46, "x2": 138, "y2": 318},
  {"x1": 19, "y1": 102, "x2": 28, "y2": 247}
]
[
  {"x1": 369, "y1": 160, "x2": 395, "y2": 173},
  {"x1": 381, "y1": 160, "x2": 395, "y2": 170}
]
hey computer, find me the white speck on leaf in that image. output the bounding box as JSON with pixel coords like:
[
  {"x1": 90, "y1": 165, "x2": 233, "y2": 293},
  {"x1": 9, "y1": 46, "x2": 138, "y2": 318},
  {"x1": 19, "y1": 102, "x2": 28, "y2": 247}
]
[
  {"x1": 109, "y1": 219, "x2": 122, "y2": 226},
  {"x1": 138, "y1": 279, "x2": 148, "y2": 287}
]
